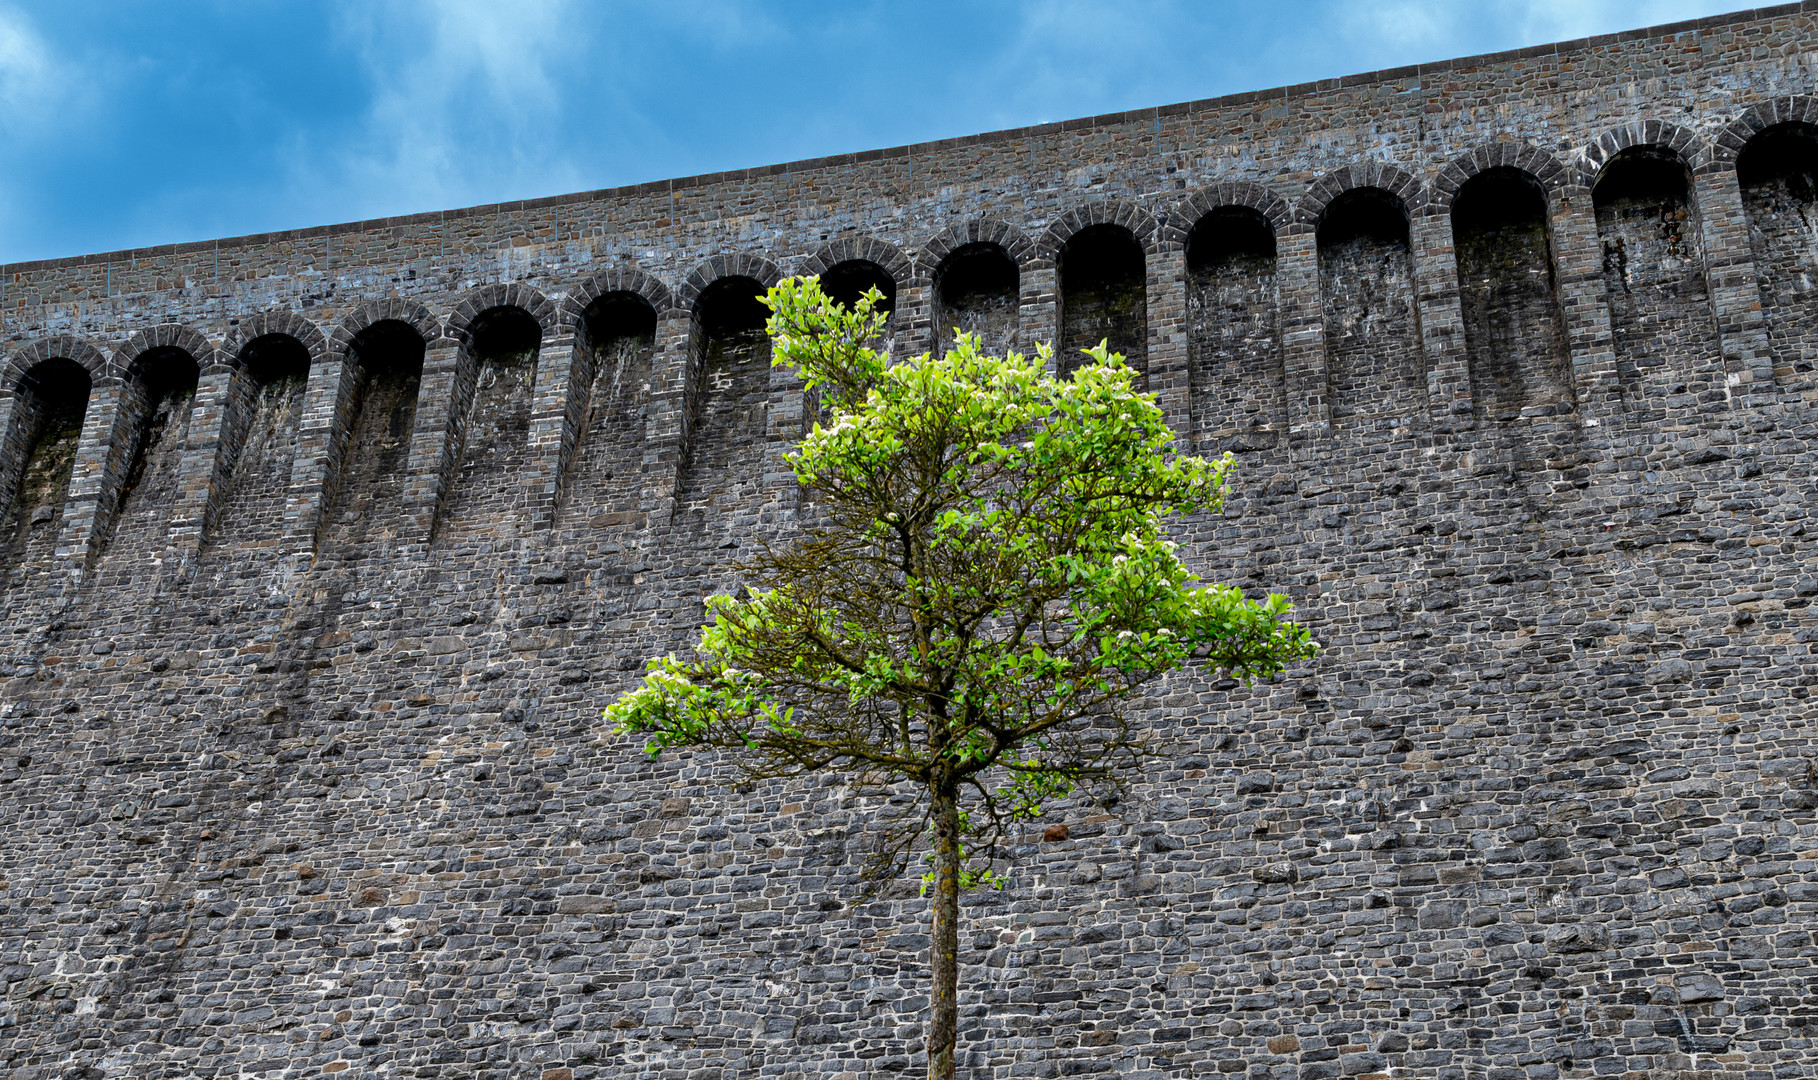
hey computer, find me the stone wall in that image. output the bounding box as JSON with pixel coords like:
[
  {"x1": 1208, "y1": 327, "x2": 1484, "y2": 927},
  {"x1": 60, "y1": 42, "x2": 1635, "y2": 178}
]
[{"x1": 4, "y1": 6, "x2": 1818, "y2": 1078}]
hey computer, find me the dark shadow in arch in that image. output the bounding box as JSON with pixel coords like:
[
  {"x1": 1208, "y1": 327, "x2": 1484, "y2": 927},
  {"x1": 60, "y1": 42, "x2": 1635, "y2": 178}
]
[
  {"x1": 1591, "y1": 146, "x2": 1720, "y2": 414},
  {"x1": 1185, "y1": 206, "x2": 1283, "y2": 451},
  {"x1": 1738, "y1": 122, "x2": 1818, "y2": 395},
  {"x1": 934, "y1": 243, "x2": 1018, "y2": 355},
  {"x1": 1315, "y1": 187, "x2": 1425, "y2": 430},
  {"x1": 680, "y1": 276, "x2": 772, "y2": 531},
  {"x1": 558, "y1": 291, "x2": 660, "y2": 535},
  {"x1": 1316, "y1": 188, "x2": 1410, "y2": 248},
  {"x1": 0, "y1": 359, "x2": 91, "y2": 573},
  {"x1": 820, "y1": 259, "x2": 896, "y2": 316},
  {"x1": 439, "y1": 305, "x2": 544, "y2": 544},
  {"x1": 1059, "y1": 224, "x2": 1147, "y2": 380},
  {"x1": 107, "y1": 346, "x2": 202, "y2": 552},
  {"x1": 323, "y1": 319, "x2": 427, "y2": 555},
  {"x1": 1451, "y1": 166, "x2": 1574, "y2": 420},
  {"x1": 207, "y1": 334, "x2": 313, "y2": 555}
]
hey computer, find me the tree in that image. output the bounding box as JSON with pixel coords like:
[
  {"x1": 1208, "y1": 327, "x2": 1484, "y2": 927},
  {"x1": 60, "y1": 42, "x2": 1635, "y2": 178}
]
[{"x1": 605, "y1": 277, "x2": 1318, "y2": 1080}]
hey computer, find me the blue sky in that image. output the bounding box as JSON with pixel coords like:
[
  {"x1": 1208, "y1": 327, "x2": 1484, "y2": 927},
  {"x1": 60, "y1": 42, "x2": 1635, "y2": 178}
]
[{"x1": 0, "y1": 1, "x2": 1748, "y2": 263}]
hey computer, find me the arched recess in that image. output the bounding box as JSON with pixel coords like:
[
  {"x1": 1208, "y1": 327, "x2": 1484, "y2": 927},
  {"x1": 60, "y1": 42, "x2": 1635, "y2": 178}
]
[
  {"x1": 1586, "y1": 130, "x2": 1722, "y2": 413},
  {"x1": 209, "y1": 311, "x2": 325, "y2": 551},
  {"x1": 0, "y1": 337, "x2": 103, "y2": 570},
  {"x1": 677, "y1": 255, "x2": 782, "y2": 527},
  {"x1": 554, "y1": 268, "x2": 673, "y2": 532},
  {"x1": 1302, "y1": 166, "x2": 1427, "y2": 431},
  {"x1": 1045, "y1": 201, "x2": 1157, "y2": 380},
  {"x1": 1723, "y1": 99, "x2": 1818, "y2": 394},
  {"x1": 801, "y1": 237, "x2": 912, "y2": 316},
  {"x1": 436, "y1": 283, "x2": 556, "y2": 540},
  {"x1": 1440, "y1": 149, "x2": 1575, "y2": 421},
  {"x1": 322, "y1": 300, "x2": 440, "y2": 553},
  {"x1": 1171, "y1": 184, "x2": 1291, "y2": 451},
  {"x1": 923, "y1": 218, "x2": 1034, "y2": 355},
  {"x1": 101, "y1": 325, "x2": 209, "y2": 556}
]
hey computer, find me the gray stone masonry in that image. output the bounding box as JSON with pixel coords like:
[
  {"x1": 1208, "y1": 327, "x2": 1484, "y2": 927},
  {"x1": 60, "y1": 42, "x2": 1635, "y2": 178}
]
[{"x1": 6, "y1": 5, "x2": 1818, "y2": 1079}]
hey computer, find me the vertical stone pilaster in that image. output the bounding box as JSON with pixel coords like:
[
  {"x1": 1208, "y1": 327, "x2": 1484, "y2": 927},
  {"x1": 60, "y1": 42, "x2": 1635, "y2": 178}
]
[
  {"x1": 53, "y1": 377, "x2": 134, "y2": 581},
  {"x1": 1276, "y1": 230, "x2": 1331, "y2": 443},
  {"x1": 895, "y1": 280, "x2": 935, "y2": 360},
  {"x1": 1145, "y1": 247, "x2": 1192, "y2": 441},
  {"x1": 282, "y1": 355, "x2": 359, "y2": 559},
  {"x1": 1546, "y1": 184, "x2": 1621, "y2": 425},
  {"x1": 398, "y1": 339, "x2": 474, "y2": 551},
  {"x1": 1020, "y1": 261, "x2": 1059, "y2": 364},
  {"x1": 1694, "y1": 165, "x2": 1778, "y2": 408},
  {"x1": 764, "y1": 364, "x2": 805, "y2": 523},
  {"x1": 163, "y1": 362, "x2": 249, "y2": 575},
  {"x1": 639, "y1": 310, "x2": 695, "y2": 527},
  {"x1": 0, "y1": 394, "x2": 31, "y2": 525},
  {"x1": 525, "y1": 330, "x2": 588, "y2": 533},
  {"x1": 1411, "y1": 211, "x2": 1474, "y2": 432}
]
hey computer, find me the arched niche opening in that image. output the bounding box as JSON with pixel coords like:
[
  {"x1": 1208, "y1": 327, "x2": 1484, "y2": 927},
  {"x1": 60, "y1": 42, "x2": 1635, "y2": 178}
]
[
  {"x1": 1185, "y1": 206, "x2": 1283, "y2": 451},
  {"x1": 1737, "y1": 122, "x2": 1818, "y2": 394},
  {"x1": 562, "y1": 291, "x2": 659, "y2": 533},
  {"x1": 1059, "y1": 224, "x2": 1146, "y2": 381},
  {"x1": 1, "y1": 359, "x2": 91, "y2": 569},
  {"x1": 1451, "y1": 167, "x2": 1574, "y2": 420},
  {"x1": 210, "y1": 334, "x2": 312, "y2": 550},
  {"x1": 1316, "y1": 187, "x2": 1425, "y2": 430},
  {"x1": 1592, "y1": 146, "x2": 1721, "y2": 413},
  {"x1": 325, "y1": 319, "x2": 426, "y2": 553},
  {"x1": 820, "y1": 259, "x2": 896, "y2": 316},
  {"x1": 106, "y1": 346, "x2": 201, "y2": 553},
  {"x1": 680, "y1": 276, "x2": 771, "y2": 523},
  {"x1": 441, "y1": 305, "x2": 542, "y2": 542},
  {"x1": 934, "y1": 243, "x2": 1018, "y2": 355}
]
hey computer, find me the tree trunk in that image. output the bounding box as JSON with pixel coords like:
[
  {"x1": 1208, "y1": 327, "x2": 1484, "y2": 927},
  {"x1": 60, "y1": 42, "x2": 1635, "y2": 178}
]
[{"x1": 928, "y1": 782, "x2": 962, "y2": 1080}]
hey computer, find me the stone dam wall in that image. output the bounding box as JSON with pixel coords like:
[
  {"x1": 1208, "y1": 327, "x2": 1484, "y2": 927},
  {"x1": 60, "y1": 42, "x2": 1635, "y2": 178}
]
[{"x1": 6, "y1": 6, "x2": 1818, "y2": 1078}]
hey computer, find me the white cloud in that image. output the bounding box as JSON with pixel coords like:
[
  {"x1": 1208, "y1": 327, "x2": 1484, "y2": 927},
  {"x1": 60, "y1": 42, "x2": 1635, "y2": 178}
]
[
  {"x1": 0, "y1": 6, "x2": 69, "y2": 135},
  {"x1": 1508, "y1": 0, "x2": 1738, "y2": 42},
  {"x1": 313, "y1": 0, "x2": 592, "y2": 218},
  {"x1": 1333, "y1": 0, "x2": 1743, "y2": 57},
  {"x1": 1335, "y1": 0, "x2": 1456, "y2": 51},
  {"x1": 643, "y1": 0, "x2": 784, "y2": 53}
]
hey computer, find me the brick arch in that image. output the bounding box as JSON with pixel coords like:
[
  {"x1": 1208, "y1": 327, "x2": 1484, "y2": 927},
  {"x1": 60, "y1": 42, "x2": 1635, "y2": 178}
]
[
  {"x1": 677, "y1": 253, "x2": 783, "y2": 312},
  {"x1": 105, "y1": 323, "x2": 216, "y2": 383},
  {"x1": 1578, "y1": 120, "x2": 1710, "y2": 186},
  {"x1": 798, "y1": 236, "x2": 915, "y2": 287},
  {"x1": 917, "y1": 217, "x2": 1039, "y2": 277},
  {"x1": 1039, "y1": 199, "x2": 1162, "y2": 260},
  {"x1": 447, "y1": 281, "x2": 559, "y2": 344},
  {"x1": 1713, "y1": 94, "x2": 1818, "y2": 165},
  {"x1": 1429, "y1": 140, "x2": 1573, "y2": 214},
  {"x1": 1296, "y1": 162, "x2": 1424, "y2": 232},
  {"x1": 330, "y1": 297, "x2": 446, "y2": 356},
  {"x1": 4, "y1": 335, "x2": 110, "y2": 396},
  {"x1": 1162, "y1": 182, "x2": 1293, "y2": 249},
  {"x1": 562, "y1": 266, "x2": 678, "y2": 329},
  {"x1": 220, "y1": 310, "x2": 329, "y2": 377}
]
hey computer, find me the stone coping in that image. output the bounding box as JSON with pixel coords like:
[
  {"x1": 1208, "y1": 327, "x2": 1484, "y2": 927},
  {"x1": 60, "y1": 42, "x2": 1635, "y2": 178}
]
[{"x1": 1, "y1": 2, "x2": 1802, "y2": 275}]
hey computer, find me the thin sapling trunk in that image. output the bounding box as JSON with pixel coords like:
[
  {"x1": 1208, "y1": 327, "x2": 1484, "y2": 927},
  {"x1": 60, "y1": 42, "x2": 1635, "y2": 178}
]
[{"x1": 929, "y1": 781, "x2": 962, "y2": 1080}]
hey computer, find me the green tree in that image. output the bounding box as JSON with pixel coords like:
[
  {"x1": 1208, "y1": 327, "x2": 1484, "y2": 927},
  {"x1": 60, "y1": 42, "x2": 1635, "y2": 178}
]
[{"x1": 605, "y1": 277, "x2": 1317, "y2": 1080}]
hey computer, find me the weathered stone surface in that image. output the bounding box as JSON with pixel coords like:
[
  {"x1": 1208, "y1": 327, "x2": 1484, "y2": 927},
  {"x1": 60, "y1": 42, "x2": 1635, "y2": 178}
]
[{"x1": 1, "y1": 7, "x2": 1818, "y2": 1079}]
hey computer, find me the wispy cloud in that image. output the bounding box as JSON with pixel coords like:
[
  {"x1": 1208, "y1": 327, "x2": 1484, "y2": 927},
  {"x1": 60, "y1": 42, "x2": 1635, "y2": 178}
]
[
  {"x1": 1334, "y1": 0, "x2": 1748, "y2": 58},
  {"x1": 0, "y1": 5, "x2": 74, "y2": 135},
  {"x1": 306, "y1": 0, "x2": 592, "y2": 219},
  {"x1": 1507, "y1": 0, "x2": 1741, "y2": 42}
]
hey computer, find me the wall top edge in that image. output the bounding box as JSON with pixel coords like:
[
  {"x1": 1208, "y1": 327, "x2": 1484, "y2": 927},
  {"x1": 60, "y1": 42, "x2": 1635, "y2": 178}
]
[{"x1": 0, "y1": 1, "x2": 1802, "y2": 277}]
